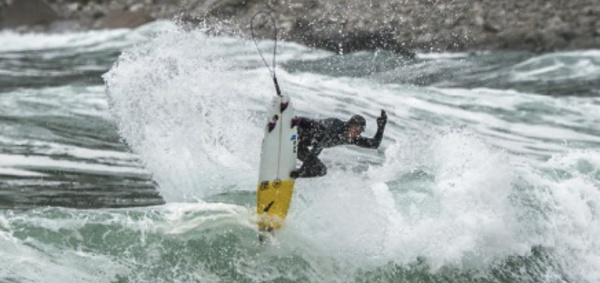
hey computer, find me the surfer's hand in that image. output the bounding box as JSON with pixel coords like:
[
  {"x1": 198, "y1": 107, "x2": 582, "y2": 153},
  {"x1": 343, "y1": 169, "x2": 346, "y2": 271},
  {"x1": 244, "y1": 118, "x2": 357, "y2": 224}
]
[
  {"x1": 290, "y1": 169, "x2": 300, "y2": 179},
  {"x1": 377, "y1": 110, "x2": 387, "y2": 127}
]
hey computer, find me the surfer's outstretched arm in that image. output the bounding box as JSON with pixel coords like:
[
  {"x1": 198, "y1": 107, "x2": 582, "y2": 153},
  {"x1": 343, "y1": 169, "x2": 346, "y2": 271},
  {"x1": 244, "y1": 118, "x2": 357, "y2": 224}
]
[{"x1": 355, "y1": 110, "x2": 387, "y2": 149}]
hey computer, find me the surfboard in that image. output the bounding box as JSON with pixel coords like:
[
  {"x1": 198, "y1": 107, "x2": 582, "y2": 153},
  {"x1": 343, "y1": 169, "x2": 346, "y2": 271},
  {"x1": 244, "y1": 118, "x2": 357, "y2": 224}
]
[{"x1": 256, "y1": 93, "x2": 298, "y2": 238}]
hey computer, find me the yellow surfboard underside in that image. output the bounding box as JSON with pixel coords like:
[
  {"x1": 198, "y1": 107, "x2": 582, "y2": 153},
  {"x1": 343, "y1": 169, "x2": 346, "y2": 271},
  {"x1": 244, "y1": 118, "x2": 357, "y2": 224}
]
[{"x1": 256, "y1": 179, "x2": 295, "y2": 232}]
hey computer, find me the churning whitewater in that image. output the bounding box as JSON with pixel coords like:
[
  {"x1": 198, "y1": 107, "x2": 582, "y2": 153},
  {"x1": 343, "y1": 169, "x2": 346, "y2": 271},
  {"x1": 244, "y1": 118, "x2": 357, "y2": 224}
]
[{"x1": 1, "y1": 21, "x2": 600, "y2": 283}]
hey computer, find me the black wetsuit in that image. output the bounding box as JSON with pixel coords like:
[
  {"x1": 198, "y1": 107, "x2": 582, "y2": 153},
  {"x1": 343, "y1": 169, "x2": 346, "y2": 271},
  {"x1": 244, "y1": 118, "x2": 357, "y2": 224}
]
[{"x1": 293, "y1": 117, "x2": 386, "y2": 178}]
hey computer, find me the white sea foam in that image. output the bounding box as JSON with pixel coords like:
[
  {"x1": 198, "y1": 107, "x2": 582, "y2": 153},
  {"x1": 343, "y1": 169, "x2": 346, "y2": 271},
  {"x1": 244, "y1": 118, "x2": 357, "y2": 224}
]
[{"x1": 281, "y1": 131, "x2": 526, "y2": 271}]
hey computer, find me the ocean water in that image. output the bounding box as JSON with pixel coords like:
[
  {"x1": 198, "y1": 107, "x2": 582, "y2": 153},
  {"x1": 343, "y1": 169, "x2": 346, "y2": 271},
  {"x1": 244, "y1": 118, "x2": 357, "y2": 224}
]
[{"x1": 1, "y1": 21, "x2": 600, "y2": 282}]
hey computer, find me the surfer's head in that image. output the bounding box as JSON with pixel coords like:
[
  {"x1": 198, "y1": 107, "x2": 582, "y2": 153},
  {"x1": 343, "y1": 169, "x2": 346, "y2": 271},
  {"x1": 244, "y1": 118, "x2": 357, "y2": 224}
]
[{"x1": 345, "y1": 115, "x2": 365, "y2": 139}]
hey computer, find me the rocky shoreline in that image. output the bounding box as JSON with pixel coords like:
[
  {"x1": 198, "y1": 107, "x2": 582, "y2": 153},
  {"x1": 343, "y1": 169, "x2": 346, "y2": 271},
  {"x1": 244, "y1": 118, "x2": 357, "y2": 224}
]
[{"x1": 1, "y1": 0, "x2": 599, "y2": 54}]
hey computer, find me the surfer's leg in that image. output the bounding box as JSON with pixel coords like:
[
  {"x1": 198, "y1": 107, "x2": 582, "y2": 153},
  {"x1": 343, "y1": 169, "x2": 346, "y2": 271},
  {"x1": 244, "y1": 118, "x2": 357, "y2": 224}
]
[
  {"x1": 291, "y1": 156, "x2": 327, "y2": 178},
  {"x1": 304, "y1": 157, "x2": 327, "y2": 177}
]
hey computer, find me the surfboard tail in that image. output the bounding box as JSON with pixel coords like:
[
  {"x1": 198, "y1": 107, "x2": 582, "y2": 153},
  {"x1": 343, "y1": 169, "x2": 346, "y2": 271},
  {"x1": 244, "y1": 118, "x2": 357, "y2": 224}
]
[{"x1": 256, "y1": 179, "x2": 295, "y2": 231}]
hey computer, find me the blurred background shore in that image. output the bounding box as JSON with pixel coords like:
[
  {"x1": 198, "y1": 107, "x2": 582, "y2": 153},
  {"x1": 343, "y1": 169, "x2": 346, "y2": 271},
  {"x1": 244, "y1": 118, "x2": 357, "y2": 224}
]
[{"x1": 1, "y1": 0, "x2": 599, "y2": 54}]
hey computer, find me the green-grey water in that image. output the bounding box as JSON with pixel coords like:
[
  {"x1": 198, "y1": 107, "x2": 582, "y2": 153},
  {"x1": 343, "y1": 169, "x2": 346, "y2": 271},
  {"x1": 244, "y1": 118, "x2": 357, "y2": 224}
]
[{"x1": 1, "y1": 21, "x2": 600, "y2": 282}]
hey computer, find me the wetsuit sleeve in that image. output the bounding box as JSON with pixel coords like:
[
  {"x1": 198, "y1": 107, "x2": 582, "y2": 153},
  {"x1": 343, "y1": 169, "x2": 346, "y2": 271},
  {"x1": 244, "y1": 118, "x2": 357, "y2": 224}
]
[
  {"x1": 354, "y1": 122, "x2": 386, "y2": 149},
  {"x1": 297, "y1": 117, "x2": 320, "y2": 131}
]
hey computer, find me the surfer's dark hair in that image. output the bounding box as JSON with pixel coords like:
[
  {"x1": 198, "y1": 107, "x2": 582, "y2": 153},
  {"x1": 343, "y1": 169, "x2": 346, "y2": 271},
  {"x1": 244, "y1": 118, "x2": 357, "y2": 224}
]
[{"x1": 347, "y1": 115, "x2": 366, "y2": 130}]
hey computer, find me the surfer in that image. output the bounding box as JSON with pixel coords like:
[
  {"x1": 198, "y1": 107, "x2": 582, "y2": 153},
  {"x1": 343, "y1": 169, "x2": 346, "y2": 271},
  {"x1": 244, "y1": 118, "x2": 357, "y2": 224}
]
[{"x1": 290, "y1": 110, "x2": 388, "y2": 178}]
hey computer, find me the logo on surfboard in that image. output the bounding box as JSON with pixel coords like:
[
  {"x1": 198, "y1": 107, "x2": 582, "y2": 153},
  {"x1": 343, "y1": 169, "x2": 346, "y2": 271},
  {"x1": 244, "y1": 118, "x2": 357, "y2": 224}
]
[{"x1": 291, "y1": 134, "x2": 298, "y2": 154}]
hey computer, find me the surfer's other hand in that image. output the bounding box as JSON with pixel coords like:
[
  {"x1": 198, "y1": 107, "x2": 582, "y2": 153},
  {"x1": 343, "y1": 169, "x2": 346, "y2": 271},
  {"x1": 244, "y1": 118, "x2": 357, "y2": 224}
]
[{"x1": 377, "y1": 110, "x2": 387, "y2": 127}]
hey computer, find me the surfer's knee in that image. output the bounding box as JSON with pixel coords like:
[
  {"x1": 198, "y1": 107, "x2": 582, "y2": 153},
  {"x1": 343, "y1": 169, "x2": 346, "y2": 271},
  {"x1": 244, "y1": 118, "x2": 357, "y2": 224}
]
[
  {"x1": 313, "y1": 161, "x2": 327, "y2": 176},
  {"x1": 317, "y1": 166, "x2": 327, "y2": 176}
]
